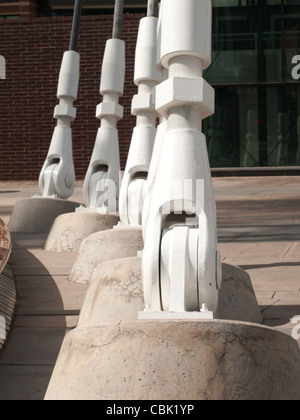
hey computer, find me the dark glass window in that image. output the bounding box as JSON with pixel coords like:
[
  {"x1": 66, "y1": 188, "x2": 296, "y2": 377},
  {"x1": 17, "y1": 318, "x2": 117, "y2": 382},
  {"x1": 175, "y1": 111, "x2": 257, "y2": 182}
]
[{"x1": 204, "y1": 0, "x2": 300, "y2": 168}]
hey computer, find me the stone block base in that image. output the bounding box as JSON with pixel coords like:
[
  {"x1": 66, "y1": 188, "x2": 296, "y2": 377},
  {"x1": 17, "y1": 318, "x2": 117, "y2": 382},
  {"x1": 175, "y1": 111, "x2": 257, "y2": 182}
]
[
  {"x1": 44, "y1": 212, "x2": 120, "y2": 253},
  {"x1": 45, "y1": 319, "x2": 300, "y2": 400},
  {"x1": 8, "y1": 198, "x2": 81, "y2": 234}
]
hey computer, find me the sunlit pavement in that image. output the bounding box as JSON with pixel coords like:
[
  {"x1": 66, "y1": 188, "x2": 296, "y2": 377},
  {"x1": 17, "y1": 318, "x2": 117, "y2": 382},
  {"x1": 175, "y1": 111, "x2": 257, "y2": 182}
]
[{"x1": 0, "y1": 176, "x2": 299, "y2": 399}]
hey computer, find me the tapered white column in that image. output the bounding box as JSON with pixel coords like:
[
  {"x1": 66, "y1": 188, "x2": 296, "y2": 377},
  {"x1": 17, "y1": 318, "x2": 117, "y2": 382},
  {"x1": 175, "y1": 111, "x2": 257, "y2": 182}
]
[
  {"x1": 39, "y1": 50, "x2": 79, "y2": 199},
  {"x1": 141, "y1": 0, "x2": 221, "y2": 316},
  {"x1": 39, "y1": 0, "x2": 83, "y2": 199},
  {"x1": 82, "y1": 39, "x2": 125, "y2": 212},
  {"x1": 119, "y1": 10, "x2": 161, "y2": 226},
  {"x1": 82, "y1": 0, "x2": 125, "y2": 213}
]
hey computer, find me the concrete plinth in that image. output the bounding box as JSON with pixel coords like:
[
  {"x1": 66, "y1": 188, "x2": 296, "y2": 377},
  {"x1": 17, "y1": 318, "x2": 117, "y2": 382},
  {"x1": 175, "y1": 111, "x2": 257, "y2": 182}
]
[
  {"x1": 69, "y1": 228, "x2": 143, "y2": 284},
  {"x1": 45, "y1": 257, "x2": 299, "y2": 400},
  {"x1": 45, "y1": 319, "x2": 300, "y2": 400},
  {"x1": 78, "y1": 257, "x2": 144, "y2": 327},
  {"x1": 78, "y1": 257, "x2": 262, "y2": 325},
  {"x1": 44, "y1": 212, "x2": 120, "y2": 253},
  {"x1": 8, "y1": 198, "x2": 81, "y2": 234}
]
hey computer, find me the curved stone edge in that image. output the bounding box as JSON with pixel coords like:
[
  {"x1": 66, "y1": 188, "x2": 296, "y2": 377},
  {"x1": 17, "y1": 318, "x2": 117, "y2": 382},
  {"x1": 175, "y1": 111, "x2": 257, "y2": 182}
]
[
  {"x1": 45, "y1": 319, "x2": 300, "y2": 400},
  {"x1": 8, "y1": 198, "x2": 81, "y2": 234},
  {"x1": 44, "y1": 213, "x2": 120, "y2": 253},
  {"x1": 0, "y1": 265, "x2": 16, "y2": 352},
  {"x1": 69, "y1": 227, "x2": 143, "y2": 284},
  {"x1": 216, "y1": 263, "x2": 263, "y2": 324},
  {"x1": 0, "y1": 219, "x2": 16, "y2": 352},
  {"x1": 0, "y1": 218, "x2": 12, "y2": 273}
]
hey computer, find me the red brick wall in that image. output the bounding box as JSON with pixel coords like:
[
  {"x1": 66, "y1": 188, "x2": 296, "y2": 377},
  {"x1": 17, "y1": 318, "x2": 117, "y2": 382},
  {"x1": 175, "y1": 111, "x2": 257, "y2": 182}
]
[{"x1": 0, "y1": 14, "x2": 142, "y2": 181}]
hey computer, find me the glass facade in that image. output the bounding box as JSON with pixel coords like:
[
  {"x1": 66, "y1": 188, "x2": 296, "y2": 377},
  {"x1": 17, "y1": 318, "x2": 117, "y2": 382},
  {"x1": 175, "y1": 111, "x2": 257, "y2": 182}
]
[{"x1": 204, "y1": 0, "x2": 300, "y2": 168}]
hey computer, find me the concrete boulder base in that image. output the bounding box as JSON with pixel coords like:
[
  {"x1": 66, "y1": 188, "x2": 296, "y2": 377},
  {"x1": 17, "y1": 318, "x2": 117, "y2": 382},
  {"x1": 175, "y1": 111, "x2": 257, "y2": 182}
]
[
  {"x1": 8, "y1": 198, "x2": 81, "y2": 234},
  {"x1": 45, "y1": 319, "x2": 300, "y2": 400},
  {"x1": 44, "y1": 258, "x2": 288, "y2": 400},
  {"x1": 68, "y1": 228, "x2": 143, "y2": 284},
  {"x1": 77, "y1": 257, "x2": 144, "y2": 327},
  {"x1": 77, "y1": 257, "x2": 263, "y2": 325},
  {"x1": 44, "y1": 212, "x2": 120, "y2": 253}
]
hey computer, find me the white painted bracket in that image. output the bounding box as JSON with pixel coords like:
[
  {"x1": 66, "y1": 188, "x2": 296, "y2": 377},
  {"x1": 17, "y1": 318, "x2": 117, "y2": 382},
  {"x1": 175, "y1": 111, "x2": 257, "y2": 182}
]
[
  {"x1": 142, "y1": 0, "x2": 222, "y2": 317},
  {"x1": 83, "y1": 39, "x2": 125, "y2": 212},
  {"x1": 119, "y1": 16, "x2": 161, "y2": 226},
  {"x1": 39, "y1": 51, "x2": 79, "y2": 199}
]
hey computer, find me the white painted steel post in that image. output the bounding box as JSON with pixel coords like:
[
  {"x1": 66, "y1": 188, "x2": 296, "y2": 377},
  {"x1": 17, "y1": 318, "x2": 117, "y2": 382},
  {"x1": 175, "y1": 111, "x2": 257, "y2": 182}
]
[
  {"x1": 83, "y1": 0, "x2": 125, "y2": 212},
  {"x1": 39, "y1": 0, "x2": 82, "y2": 199},
  {"x1": 119, "y1": 2, "x2": 161, "y2": 226},
  {"x1": 142, "y1": 0, "x2": 168, "y2": 236},
  {"x1": 141, "y1": 0, "x2": 222, "y2": 316},
  {"x1": 39, "y1": 51, "x2": 79, "y2": 199}
]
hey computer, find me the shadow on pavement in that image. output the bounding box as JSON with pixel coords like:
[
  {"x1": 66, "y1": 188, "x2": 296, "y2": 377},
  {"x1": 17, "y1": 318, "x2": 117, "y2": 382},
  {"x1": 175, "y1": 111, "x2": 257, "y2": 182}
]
[{"x1": 0, "y1": 236, "x2": 67, "y2": 401}]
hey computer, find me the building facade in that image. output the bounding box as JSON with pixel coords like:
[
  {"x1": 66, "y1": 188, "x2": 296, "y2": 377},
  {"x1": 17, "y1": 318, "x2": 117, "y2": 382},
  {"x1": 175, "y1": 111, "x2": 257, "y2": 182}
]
[
  {"x1": 204, "y1": 0, "x2": 300, "y2": 169},
  {"x1": 0, "y1": 1, "x2": 299, "y2": 181},
  {"x1": 0, "y1": 1, "x2": 38, "y2": 19}
]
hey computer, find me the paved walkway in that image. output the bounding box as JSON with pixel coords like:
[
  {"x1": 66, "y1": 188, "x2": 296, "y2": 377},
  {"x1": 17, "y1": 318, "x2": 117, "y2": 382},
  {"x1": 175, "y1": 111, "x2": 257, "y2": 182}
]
[{"x1": 0, "y1": 176, "x2": 299, "y2": 400}]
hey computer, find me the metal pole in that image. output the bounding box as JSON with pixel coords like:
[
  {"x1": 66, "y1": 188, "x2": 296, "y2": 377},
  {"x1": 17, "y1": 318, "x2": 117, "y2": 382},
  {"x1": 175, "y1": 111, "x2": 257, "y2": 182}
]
[
  {"x1": 112, "y1": 0, "x2": 124, "y2": 39},
  {"x1": 69, "y1": 0, "x2": 83, "y2": 51},
  {"x1": 147, "y1": 0, "x2": 159, "y2": 17}
]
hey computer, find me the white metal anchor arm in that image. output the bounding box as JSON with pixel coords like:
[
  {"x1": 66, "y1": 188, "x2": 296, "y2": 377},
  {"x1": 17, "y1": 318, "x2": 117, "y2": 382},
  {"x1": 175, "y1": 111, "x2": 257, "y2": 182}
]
[
  {"x1": 142, "y1": 0, "x2": 222, "y2": 315},
  {"x1": 82, "y1": 38, "x2": 124, "y2": 211},
  {"x1": 119, "y1": 9, "x2": 161, "y2": 226},
  {"x1": 83, "y1": 1, "x2": 125, "y2": 211},
  {"x1": 39, "y1": 50, "x2": 79, "y2": 199}
]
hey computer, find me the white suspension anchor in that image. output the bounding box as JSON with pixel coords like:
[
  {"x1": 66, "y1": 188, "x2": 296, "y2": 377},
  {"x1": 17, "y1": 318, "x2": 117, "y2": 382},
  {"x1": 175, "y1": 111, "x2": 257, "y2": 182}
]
[
  {"x1": 141, "y1": 0, "x2": 222, "y2": 317},
  {"x1": 119, "y1": 0, "x2": 161, "y2": 226},
  {"x1": 83, "y1": 0, "x2": 125, "y2": 213},
  {"x1": 39, "y1": 0, "x2": 82, "y2": 199},
  {"x1": 142, "y1": 1, "x2": 168, "y2": 236}
]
